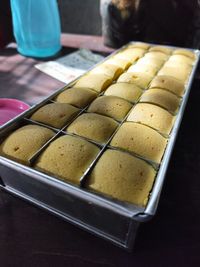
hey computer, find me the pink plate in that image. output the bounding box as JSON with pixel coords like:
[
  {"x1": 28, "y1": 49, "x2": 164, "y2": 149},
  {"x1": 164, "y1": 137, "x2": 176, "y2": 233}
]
[{"x1": 0, "y1": 98, "x2": 30, "y2": 126}]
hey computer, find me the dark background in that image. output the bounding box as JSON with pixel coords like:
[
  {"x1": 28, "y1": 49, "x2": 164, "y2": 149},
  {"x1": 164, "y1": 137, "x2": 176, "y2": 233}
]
[{"x1": 1, "y1": 0, "x2": 200, "y2": 49}]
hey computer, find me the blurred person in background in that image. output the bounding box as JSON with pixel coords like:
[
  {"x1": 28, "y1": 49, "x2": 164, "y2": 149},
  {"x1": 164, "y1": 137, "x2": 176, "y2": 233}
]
[
  {"x1": 101, "y1": 0, "x2": 200, "y2": 48},
  {"x1": 1, "y1": 0, "x2": 200, "y2": 50},
  {"x1": 0, "y1": 1, "x2": 13, "y2": 48}
]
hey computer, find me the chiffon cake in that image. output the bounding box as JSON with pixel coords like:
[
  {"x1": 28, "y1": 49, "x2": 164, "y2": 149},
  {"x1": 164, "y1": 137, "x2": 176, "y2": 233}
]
[
  {"x1": 127, "y1": 64, "x2": 158, "y2": 78},
  {"x1": 30, "y1": 103, "x2": 79, "y2": 129},
  {"x1": 138, "y1": 57, "x2": 164, "y2": 68},
  {"x1": 114, "y1": 48, "x2": 145, "y2": 63},
  {"x1": 86, "y1": 149, "x2": 156, "y2": 207},
  {"x1": 104, "y1": 83, "x2": 142, "y2": 103},
  {"x1": 35, "y1": 135, "x2": 100, "y2": 184},
  {"x1": 105, "y1": 57, "x2": 131, "y2": 70},
  {"x1": 67, "y1": 113, "x2": 118, "y2": 144},
  {"x1": 75, "y1": 73, "x2": 112, "y2": 92},
  {"x1": 150, "y1": 75, "x2": 185, "y2": 96},
  {"x1": 144, "y1": 51, "x2": 169, "y2": 61},
  {"x1": 89, "y1": 63, "x2": 123, "y2": 80},
  {"x1": 173, "y1": 49, "x2": 196, "y2": 60},
  {"x1": 158, "y1": 66, "x2": 190, "y2": 82},
  {"x1": 127, "y1": 103, "x2": 175, "y2": 135},
  {"x1": 110, "y1": 122, "x2": 167, "y2": 164},
  {"x1": 128, "y1": 42, "x2": 150, "y2": 50},
  {"x1": 117, "y1": 72, "x2": 152, "y2": 89},
  {"x1": 140, "y1": 88, "x2": 180, "y2": 113},
  {"x1": 169, "y1": 54, "x2": 194, "y2": 65},
  {"x1": 0, "y1": 125, "x2": 54, "y2": 165},
  {"x1": 149, "y1": 46, "x2": 172, "y2": 55},
  {"x1": 55, "y1": 87, "x2": 97, "y2": 108},
  {"x1": 88, "y1": 95, "x2": 132, "y2": 121}
]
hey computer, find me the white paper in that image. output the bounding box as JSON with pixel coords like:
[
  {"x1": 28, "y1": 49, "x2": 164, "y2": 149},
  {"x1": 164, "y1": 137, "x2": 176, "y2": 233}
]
[{"x1": 35, "y1": 49, "x2": 105, "y2": 84}]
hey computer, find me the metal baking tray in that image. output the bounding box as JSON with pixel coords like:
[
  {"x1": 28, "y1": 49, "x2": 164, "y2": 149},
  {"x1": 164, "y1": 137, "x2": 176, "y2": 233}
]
[{"x1": 0, "y1": 42, "x2": 199, "y2": 251}]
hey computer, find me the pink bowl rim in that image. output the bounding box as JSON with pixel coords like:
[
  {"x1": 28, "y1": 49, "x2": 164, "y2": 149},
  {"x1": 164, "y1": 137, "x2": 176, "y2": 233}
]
[
  {"x1": 0, "y1": 98, "x2": 30, "y2": 126},
  {"x1": 0, "y1": 98, "x2": 30, "y2": 109}
]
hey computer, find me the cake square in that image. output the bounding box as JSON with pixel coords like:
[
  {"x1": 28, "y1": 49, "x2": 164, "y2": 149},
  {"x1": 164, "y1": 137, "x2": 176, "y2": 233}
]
[
  {"x1": 0, "y1": 125, "x2": 55, "y2": 165},
  {"x1": 86, "y1": 149, "x2": 156, "y2": 207},
  {"x1": 30, "y1": 103, "x2": 79, "y2": 129},
  {"x1": 117, "y1": 72, "x2": 152, "y2": 89},
  {"x1": 35, "y1": 135, "x2": 100, "y2": 185},
  {"x1": 55, "y1": 87, "x2": 97, "y2": 108},
  {"x1": 67, "y1": 113, "x2": 118, "y2": 144},
  {"x1": 104, "y1": 83, "x2": 142, "y2": 103},
  {"x1": 140, "y1": 88, "x2": 180, "y2": 113},
  {"x1": 149, "y1": 75, "x2": 185, "y2": 97},
  {"x1": 87, "y1": 95, "x2": 132, "y2": 121},
  {"x1": 110, "y1": 122, "x2": 167, "y2": 164},
  {"x1": 127, "y1": 103, "x2": 175, "y2": 135},
  {"x1": 75, "y1": 73, "x2": 112, "y2": 93}
]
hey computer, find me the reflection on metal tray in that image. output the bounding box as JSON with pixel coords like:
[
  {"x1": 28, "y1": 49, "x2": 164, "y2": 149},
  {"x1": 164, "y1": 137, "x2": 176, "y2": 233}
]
[{"x1": 0, "y1": 42, "x2": 199, "y2": 251}]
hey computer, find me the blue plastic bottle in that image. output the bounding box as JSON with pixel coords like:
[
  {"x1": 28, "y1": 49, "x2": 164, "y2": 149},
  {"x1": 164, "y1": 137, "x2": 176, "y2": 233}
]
[{"x1": 10, "y1": 0, "x2": 61, "y2": 58}]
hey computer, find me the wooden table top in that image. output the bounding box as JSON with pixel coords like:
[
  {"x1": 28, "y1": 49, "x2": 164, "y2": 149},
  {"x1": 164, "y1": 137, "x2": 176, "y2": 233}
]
[
  {"x1": 0, "y1": 34, "x2": 200, "y2": 267},
  {"x1": 0, "y1": 34, "x2": 114, "y2": 105}
]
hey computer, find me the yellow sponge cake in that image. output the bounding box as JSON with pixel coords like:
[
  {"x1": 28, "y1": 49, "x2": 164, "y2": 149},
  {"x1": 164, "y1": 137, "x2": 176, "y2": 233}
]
[
  {"x1": 35, "y1": 135, "x2": 100, "y2": 185},
  {"x1": 89, "y1": 63, "x2": 123, "y2": 80},
  {"x1": 87, "y1": 95, "x2": 132, "y2": 121},
  {"x1": 86, "y1": 149, "x2": 156, "y2": 207},
  {"x1": 167, "y1": 54, "x2": 194, "y2": 65},
  {"x1": 127, "y1": 103, "x2": 175, "y2": 135},
  {"x1": 138, "y1": 56, "x2": 164, "y2": 69},
  {"x1": 127, "y1": 64, "x2": 158, "y2": 77},
  {"x1": 67, "y1": 113, "x2": 118, "y2": 144},
  {"x1": 117, "y1": 72, "x2": 152, "y2": 89},
  {"x1": 110, "y1": 122, "x2": 167, "y2": 164},
  {"x1": 55, "y1": 87, "x2": 97, "y2": 108},
  {"x1": 163, "y1": 60, "x2": 192, "y2": 72},
  {"x1": 144, "y1": 51, "x2": 169, "y2": 61},
  {"x1": 158, "y1": 66, "x2": 190, "y2": 83},
  {"x1": 150, "y1": 75, "x2": 185, "y2": 97},
  {"x1": 75, "y1": 73, "x2": 112, "y2": 93},
  {"x1": 0, "y1": 125, "x2": 54, "y2": 165},
  {"x1": 30, "y1": 103, "x2": 79, "y2": 129},
  {"x1": 114, "y1": 48, "x2": 145, "y2": 63},
  {"x1": 105, "y1": 57, "x2": 131, "y2": 70},
  {"x1": 173, "y1": 49, "x2": 196, "y2": 60},
  {"x1": 140, "y1": 88, "x2": 180, "y2": 113},
  {"x1": 104, "y1": 83, "x2": 142, "y2": 103},
  {"x1": 128, "y1": 42, "x2": 150, "y2": 50},
  {"x1": 149, "y1": 46, "x2": 172, "y2": 55}
]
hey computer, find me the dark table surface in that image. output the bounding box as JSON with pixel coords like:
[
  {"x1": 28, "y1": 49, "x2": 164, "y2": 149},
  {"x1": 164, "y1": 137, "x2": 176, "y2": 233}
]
[{"x1": 1, "y1": 34, "x2": 200, "y2": 267}]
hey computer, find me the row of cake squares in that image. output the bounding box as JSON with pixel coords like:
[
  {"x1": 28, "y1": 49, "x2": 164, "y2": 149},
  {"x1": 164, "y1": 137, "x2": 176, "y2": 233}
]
[
  {"x1": 28, "y1": 88, "x2": 174, "y2": 136},
  {"x1": 0, "y1": 123, "x2": 156, "y2": 207},
  {"x1": 28, "y1": 73, "x2": 184, "y2": 137},
  {"x1": 26, "y1": 46, "x2": 195, "y2": 165},
  {"x1": 28, "y1": 101, "x2": 167, "y2": 164},
  {"x1": 28, "y1": 44, "x2": 193, "y2": 131}
]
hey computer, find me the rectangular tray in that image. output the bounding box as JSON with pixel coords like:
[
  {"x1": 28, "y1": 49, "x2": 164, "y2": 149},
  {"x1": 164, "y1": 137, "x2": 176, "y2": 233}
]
[{"x1": 0, "y1": 42, "x2": 199, "y2": 251}]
